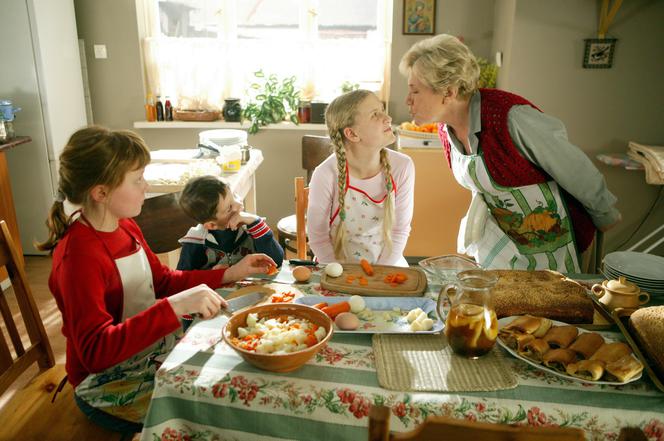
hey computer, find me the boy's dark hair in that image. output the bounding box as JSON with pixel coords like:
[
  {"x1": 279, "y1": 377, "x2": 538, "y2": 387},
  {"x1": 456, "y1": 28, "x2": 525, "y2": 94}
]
[{"x1": 179, "y1": 175, "x2": 229, "y2": 223}]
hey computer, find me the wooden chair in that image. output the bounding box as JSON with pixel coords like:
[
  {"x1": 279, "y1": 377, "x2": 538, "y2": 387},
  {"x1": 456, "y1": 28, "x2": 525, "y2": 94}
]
[
  {"x1": 277, "y1": 135, "x2": 332, "y2": 258},
  {"x1": 369, "y1": 405, "x2": 647, "y2": 441},
  {"x1": 0, "y1": 220, "x2": 125, "y2": 440},
  {"x1": 133, "y1": 191, "x2": 193, "y2": 268},
  {"x1": 294, "y1": 177, "x2": 309, "y2": 259}
]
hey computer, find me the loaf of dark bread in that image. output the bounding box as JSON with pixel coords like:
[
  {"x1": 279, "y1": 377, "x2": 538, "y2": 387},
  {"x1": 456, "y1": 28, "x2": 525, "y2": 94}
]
[
  {"x1": 629, "y1": 306, "x2": 664, "y2": 379},
  {"x1": 488, "y1": 270, "x2": 594, "y2": 324}
]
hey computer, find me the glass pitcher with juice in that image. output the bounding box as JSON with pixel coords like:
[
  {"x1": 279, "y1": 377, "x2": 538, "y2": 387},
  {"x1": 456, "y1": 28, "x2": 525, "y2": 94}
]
[{"x1": 442, "y1": 270, "x2": 498, "y2": 358}]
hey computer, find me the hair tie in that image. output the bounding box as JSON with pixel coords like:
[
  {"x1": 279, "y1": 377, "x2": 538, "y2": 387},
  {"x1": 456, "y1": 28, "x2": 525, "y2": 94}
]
[
  {"x1": 339, "y1": 210, "x2": 346, "y2": 221},
  {"x1": 55, "y1": 189, "x2": 66, "y2": 203}
]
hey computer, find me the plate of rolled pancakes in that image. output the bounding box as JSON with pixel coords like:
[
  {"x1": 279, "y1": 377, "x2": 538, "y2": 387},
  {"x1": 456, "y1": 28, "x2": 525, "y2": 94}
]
[{"x1": 498, "y1": 315, "x2": 644, "y2": 385}]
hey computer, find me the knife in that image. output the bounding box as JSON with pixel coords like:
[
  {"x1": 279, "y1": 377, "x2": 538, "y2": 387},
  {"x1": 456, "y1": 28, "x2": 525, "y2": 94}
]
[
  {"x1": 288, "y1": 259, "x2": 318, "y2": 266},
  {"x1": 221, "y1": 290, "x2": 267, "y2": 316},
  {"x1": 193, "y1": 290, "x2": 266, "y2": 319}
]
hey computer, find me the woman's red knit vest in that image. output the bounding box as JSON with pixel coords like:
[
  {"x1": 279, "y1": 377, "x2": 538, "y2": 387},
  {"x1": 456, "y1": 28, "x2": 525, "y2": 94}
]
[{"x1": 439, "y1": 88, "x2": 595, "y2": 252}]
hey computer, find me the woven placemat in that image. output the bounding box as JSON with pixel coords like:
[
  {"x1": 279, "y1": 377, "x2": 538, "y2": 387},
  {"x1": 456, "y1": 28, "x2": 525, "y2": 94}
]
[{"x1": 373, "y1": 334, "x2": 517, "y2": 392}]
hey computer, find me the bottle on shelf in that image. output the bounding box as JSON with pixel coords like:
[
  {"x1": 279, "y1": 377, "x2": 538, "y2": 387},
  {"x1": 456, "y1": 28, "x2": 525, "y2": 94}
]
[
  {"x1": 164, "y1": 96, "x2": 173, "y2": 121},
  {"x1": 156, "y1": 95, "x2": 164, "y2": 121},
  {"x1": 145, "y1": 94, "x2": 157, "y2": 122}
]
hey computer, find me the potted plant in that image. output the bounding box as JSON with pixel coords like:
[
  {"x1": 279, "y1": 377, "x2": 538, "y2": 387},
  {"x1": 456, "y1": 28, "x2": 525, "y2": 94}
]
[
  {"x1": 477, "y1": 58, "x2": 498, "y2": 88},
  {"x1": 242, "y1": 70, "x2": 300, "y2": 134}
]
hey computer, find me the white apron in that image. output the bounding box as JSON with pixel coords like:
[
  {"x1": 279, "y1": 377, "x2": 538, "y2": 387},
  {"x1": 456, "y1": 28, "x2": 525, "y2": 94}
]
[
  {"x1": 75, "y1": 223, "x2": 178, "y2": 423},
  {"x1": 329, "y1": 172, "x2": 407, "y2": 267},
  {"x1": 451, "y1": 143, "x2": 581, "y2": 272}
]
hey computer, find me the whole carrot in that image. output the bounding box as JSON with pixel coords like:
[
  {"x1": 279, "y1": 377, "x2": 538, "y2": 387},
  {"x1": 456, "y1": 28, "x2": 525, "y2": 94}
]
[
  {"x1": 321, "y1": 301, "x2": 351, "y2": 319},
  {"x1": 360, "y1": 258, "x2": 374, "y2": 276}
]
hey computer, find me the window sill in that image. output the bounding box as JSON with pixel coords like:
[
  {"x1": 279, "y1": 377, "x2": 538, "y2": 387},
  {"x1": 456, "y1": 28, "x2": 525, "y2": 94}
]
[{"x1": 133, "y1": 121, "x2": 327, "y2": 131}]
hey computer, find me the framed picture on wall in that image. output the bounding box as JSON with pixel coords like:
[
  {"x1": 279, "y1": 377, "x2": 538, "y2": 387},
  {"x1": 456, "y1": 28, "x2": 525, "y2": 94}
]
[
  {"x1": 403, "y1": 0, "x2": 436, "y2": 35},
  {"x1": 583, "y1": 38, "x2": 617, "y2": 69}
]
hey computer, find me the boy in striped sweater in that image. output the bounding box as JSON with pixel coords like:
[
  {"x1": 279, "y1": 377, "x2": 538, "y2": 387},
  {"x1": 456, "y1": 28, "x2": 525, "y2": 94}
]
[{"x1": 177, "y1": 175, "x2": 283, "y2": 271}]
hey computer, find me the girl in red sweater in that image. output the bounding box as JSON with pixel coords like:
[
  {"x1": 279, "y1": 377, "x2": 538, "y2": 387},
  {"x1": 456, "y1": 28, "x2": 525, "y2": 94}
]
[{"x1": 37, "y1": 126, "x2": 275, "y2": 433}]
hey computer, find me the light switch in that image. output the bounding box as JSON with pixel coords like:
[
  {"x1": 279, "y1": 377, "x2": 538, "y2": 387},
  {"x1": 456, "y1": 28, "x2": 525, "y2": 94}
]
[
  {"x1": 94, "y1": 44, "x2": 108, "y2": 59},
  {"x1": 495, "y1": 51, "x2": 503, "y2": 67}
]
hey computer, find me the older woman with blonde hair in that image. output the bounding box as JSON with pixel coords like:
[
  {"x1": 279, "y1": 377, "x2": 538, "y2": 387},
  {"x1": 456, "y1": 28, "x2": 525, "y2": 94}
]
[{"x1": 400, "y1": 34, "x2": 620, "y2": 272}]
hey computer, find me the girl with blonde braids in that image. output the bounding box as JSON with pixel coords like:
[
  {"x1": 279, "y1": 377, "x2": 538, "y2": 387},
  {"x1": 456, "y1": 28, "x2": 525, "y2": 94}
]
[{"x1": 307, "y1": 90, "x2": 415, "y2": 266}]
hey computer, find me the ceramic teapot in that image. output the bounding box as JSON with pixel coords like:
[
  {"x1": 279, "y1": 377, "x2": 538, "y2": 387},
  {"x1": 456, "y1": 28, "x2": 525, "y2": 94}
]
[
  {"x1": 591, "y1": 276, "x2": 650, "y2": 310},
  {"x1": 440, "y1": 269, "x2": 499, "y2": 358}
]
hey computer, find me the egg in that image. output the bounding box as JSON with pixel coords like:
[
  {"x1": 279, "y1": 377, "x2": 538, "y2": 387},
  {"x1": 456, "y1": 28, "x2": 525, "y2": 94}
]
[
  {"x1": 349, "y1": 295, "x2": 366, "y2": 313},
  {"x1": 335, "y1": 312, "x2": 360, "y2": 330},
  {"x1": 325, "y1": 262, "x2": 343, "y2": 278},
  {"x1": 292, "y1": 266, "x2": 312, "y2": 283}
]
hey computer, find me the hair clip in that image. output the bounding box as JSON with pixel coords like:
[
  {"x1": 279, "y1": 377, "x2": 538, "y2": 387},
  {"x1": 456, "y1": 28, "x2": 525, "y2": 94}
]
[{"x1": 55, "y1": 189, "x2": 66, "y2": 203}]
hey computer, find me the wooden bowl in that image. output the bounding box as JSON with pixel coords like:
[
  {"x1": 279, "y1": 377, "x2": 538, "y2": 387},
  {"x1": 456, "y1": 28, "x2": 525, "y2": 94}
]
[
  {"x1": 222, "y1": 303, "x2": 333, "y2": 372},
  {"x1": 173, "y1": 109, "x2": 221, "y2": 121}
]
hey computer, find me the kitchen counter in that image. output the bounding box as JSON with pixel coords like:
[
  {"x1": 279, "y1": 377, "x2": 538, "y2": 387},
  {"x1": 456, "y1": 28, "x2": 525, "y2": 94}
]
[{"x1": 0, "y1": 136, "x2": 31, "y2": 152}]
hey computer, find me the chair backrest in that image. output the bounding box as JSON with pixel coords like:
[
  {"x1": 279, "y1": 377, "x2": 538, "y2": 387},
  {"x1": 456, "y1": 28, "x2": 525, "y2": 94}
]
[
  {"x1": 294, "y1": 177, "x2": 310, "y2": 259},
  {"x1": 0, "y1": 220, "x2": 54, "y2": 396},
  {"x1": 133, "y1": 192, "x2": 193, "y2": 254},
  {"x1": 369, "y1": 405, "x2": 584, "y2": 441},
  {"x1": 302, "y1": 135, "x2": 332, "y2": 184}
]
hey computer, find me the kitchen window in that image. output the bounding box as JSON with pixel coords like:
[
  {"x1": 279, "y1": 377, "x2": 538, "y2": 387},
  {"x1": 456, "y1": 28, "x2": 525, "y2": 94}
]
[{"x1": 138, "y1": 0, "x2": 393, "y2": 110}]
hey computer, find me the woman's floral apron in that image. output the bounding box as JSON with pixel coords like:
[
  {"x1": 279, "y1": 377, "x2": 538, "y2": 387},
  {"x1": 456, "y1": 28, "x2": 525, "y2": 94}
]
[{"x1": 452, "y1": 146, "x2": 581, "y2": 272}]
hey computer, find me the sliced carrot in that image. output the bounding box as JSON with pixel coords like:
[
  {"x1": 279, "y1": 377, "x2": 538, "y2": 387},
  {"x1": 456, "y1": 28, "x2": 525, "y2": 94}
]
[
  {"x1": 360, "y1": 258, "x2": 374, "y2": 276},
  {"x1": 304, "y1": 334, "x2": 318, "y2": 347},
  {"x1": 345, "y1": 275, "x2": 356, "y2": 284},
  {"x1": 359, "y1": 277, "x2": 368, "y2": 286},
  {"x1": 321, "y1": 301, "x2": 351, "y2": 319},
  {"x1": 395, "y1": 273, "x2": 408, "y2": 283},
  {"x1": 312, "y1": 302, "x2": 328, "y2": 310}
]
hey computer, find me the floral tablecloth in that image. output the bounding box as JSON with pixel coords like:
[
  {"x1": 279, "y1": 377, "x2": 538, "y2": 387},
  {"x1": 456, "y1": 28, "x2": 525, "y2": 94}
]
[{"x1": 140, "y1": 265, "x2": 664, "y2": 441}]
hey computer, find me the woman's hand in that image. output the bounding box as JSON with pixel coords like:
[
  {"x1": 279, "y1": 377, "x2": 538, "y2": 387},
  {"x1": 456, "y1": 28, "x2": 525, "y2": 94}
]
[
  {"x1": 167, "y1": 284, "x2": 227, "y2": 319},
  {"x1": 221, "y1": 253, "x2": 276, "y2": 283},
  {"x1": 598, "y1": 212, "x2": 622, "y2": 232}
]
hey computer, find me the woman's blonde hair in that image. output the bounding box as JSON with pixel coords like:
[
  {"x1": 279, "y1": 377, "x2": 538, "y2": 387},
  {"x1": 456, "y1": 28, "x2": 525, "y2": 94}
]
[
  {"x1": 399, "y1": 34, "x2": 479, "y2": 98},
  {"x1": 36, "y1": 126, "x2": 151, "y2": 252},
  {"x1": 325, "y1": 90, "x2": 395, "y2": 261}
]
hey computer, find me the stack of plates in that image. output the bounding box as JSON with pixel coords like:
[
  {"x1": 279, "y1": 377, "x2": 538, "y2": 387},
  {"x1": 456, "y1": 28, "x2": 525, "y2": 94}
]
[{"x1": 603, "y1": 251, "x2": 664, "y2": 297}]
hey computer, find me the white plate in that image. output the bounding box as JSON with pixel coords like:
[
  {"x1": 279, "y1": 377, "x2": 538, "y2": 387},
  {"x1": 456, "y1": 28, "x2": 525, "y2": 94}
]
[
  {"x1": 497, "y1": 316, "x2": 642, "y2": 385},
  {"x1": 603, "y1": 252, "x2": 664, "y2": 281},
  {"x1": 294, "y1": 296, "x2": 444, "y2": 334}
]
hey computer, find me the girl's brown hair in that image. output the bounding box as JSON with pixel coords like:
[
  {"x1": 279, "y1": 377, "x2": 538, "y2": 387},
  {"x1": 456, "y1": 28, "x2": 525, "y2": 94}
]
[
  {"x1": 36, "y1": 126, "x2": 151, "y2": 252},
  {"x1": 325, "y1": 90, "x2": 395, "y2": 261}
]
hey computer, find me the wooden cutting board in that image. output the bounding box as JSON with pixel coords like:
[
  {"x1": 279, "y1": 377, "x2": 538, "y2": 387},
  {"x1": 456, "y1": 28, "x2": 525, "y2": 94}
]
[{"x1": 320, "y1": 264, "x2": 428, "y2": 296}]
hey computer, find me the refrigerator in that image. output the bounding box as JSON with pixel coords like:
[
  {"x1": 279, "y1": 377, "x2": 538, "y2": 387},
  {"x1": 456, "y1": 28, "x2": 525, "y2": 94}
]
[{"x1": 0, "y1": 0, "x2": 88, "y2": 255}]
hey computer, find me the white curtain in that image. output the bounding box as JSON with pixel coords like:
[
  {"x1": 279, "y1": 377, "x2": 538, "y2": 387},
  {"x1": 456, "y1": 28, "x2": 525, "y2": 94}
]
[{"x1": 140, "y1": 0, "x2": 392, "y2": 111}]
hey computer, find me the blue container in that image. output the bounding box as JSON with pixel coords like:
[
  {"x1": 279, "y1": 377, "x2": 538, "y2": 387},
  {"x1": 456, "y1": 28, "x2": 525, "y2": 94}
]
[{"x1": 0, "y1": 100, "x2": 21, "y2": 121}]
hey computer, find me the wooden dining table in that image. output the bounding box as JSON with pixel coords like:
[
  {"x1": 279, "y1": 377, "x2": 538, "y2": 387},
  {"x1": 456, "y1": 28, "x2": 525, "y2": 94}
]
[{"x1": 139, "y1": 264, "x2": 664, "y2": 441}]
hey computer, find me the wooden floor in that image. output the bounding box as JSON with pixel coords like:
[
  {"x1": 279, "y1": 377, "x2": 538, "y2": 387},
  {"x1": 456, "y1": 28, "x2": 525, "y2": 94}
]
[{"x1": 0, "y1": 255, "x2": 64, "y2": 410}]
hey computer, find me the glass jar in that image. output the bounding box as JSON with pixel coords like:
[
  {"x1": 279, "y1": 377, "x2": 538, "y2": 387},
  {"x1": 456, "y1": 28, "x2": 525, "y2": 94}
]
[
  {"x1": 297, "y1": 100, "x2": 311, "y2": 123},
  {"x1": 223, "y1": 98, "x2": 242, "y2": 122},
  {"x1": 441, "y1": 269, "x2": 498, "y2": 358}
]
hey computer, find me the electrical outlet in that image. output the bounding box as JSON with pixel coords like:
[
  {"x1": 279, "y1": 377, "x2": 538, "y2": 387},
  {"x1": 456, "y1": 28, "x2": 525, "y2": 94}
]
[{"x1": 94, "y1": 44, "x2": 107, "y2": 59}]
